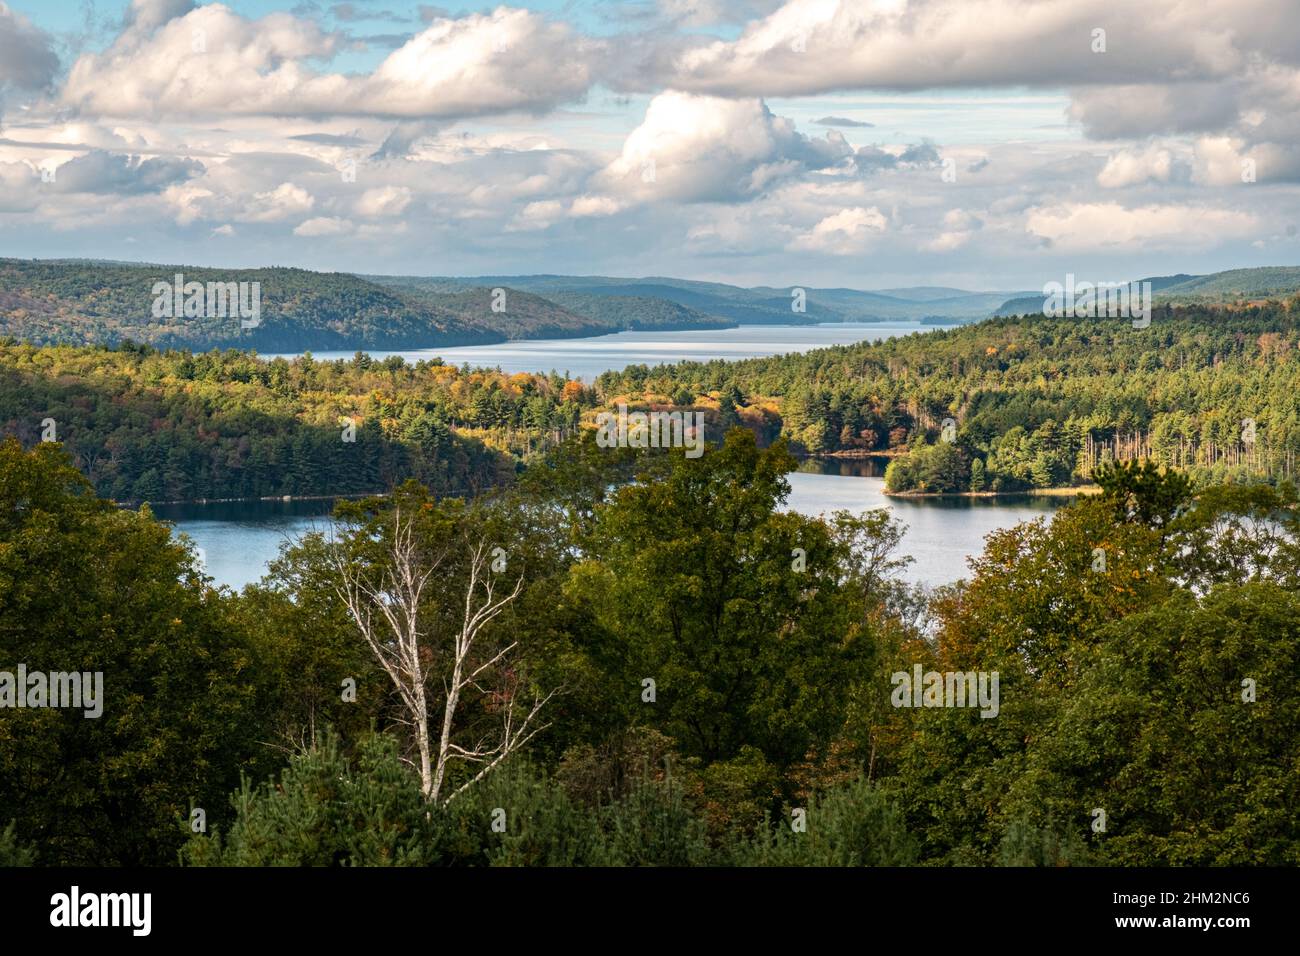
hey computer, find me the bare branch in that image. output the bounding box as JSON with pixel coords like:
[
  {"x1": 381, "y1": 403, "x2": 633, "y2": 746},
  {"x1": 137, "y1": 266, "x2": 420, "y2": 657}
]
[{"x1": 332, "y1": 512, "x2": 550, "y2": 803}]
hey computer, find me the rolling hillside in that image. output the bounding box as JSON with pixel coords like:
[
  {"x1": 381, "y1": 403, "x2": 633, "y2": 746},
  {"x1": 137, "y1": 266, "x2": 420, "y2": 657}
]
[
  {"x1": 1158, "y1": 267, "x2": 1300, "y2": 299},
  {"x1": 6, "y1": 258, "x2": 1293, "y2": 353},
  {"x1": 412, "y1": 274, "x2": 1034, "y2": 323},
  {"x1": 366, "y1": 275, "x2": 732, "y2": 336},
  {"x1": 0, "y1": 259, "x2": 595, "y2": 351},
  {"x1": 994, "y1": 267, "x2": 1300, "y2": 316}
]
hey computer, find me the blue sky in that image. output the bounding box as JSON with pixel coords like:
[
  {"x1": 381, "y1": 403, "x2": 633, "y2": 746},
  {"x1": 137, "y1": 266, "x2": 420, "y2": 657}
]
[{"x1": 1, "y1": 0, "x2": 1297, "y2": 289}]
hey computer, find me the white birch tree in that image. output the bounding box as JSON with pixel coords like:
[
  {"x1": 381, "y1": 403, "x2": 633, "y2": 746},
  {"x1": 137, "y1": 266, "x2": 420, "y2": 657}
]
[{"x1": 333, "y1": 509, "x2": 553, "y2": 804}]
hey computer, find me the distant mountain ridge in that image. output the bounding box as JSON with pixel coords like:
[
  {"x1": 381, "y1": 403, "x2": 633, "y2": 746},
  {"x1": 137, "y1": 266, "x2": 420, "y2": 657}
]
[
  {"x1": 994, "y1": 268, "x2": 1300, "y2": 316},
  {"x1": 1, "y1": 258, "x2": 1297, "y2": 352},
  {"x1": 0, "y1": 259, "x2": 507, "y2": 351},
  {"x1": 393, "y1": 273, "x2": 1036, "y2": 323}
]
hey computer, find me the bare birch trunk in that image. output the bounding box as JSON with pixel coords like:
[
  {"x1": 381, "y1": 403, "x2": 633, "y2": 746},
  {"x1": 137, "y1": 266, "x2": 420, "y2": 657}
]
[{"x1": 333, "y1": 511, "x2": 553, "y2": 805}]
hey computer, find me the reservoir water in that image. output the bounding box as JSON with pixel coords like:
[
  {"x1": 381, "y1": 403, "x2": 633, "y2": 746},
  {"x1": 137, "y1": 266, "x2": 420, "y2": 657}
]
[
  {"x1": 264, "y1": 321, "x2": 955, "y2": 381},
  {"x1": 172, "y1": 322, "x2": 1071, "y2": 590},
  {"x1": 156, "y1": 462, "x2": 1069, "y2": 591}
]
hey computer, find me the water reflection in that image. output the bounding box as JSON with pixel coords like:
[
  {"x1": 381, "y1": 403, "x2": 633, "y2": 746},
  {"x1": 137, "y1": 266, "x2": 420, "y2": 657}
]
[{"x1": 796, "y1": 456, "x2": 888, "y2": 478}]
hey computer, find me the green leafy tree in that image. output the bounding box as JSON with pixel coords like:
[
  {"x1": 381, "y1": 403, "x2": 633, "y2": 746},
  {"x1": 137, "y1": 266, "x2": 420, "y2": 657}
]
[
  {"x1": 1095, "y1": 459, "x2": 1193, "y2": 528},
  {"x1": 734, "y1": 778, "x2": 918, "y2": 866},
  {"x1": 0, "y1": 439, "x2": 266, "y2": 865},
  {"x1": 0, "y1": 821, "x2": 34, "y2": 866},
  {"x1": 565, "y1": 431, "x2": 870, "y2": 778},
  {"x1": 1007, "y1": 583, "x2": 1300, "y2": 865},
  {"x1": 182, "y1": 731, "x2": 456, "y2": 867}
]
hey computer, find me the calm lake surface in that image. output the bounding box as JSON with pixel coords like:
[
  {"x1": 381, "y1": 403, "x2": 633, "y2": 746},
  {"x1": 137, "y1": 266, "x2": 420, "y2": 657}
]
[
  {"x1": 264, "y1": 322, "x2": 955, "y2": 381},
  {"x1": 157, "y1": 464, "x2": 1070, "y2": 591},
  {"x1": 178, "y1": 321, "x2": 1068, "y2": 589}
]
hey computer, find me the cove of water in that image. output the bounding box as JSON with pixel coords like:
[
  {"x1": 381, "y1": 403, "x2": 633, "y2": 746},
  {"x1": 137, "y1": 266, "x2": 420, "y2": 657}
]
[
  {"x1": 178, "y1": 321, "x2": 1061, "y2": 590},
  {"x1": 156, "y1": 463, "x2": 1070, "y2": 591},
  {"x1": 786, "y1": 459, "x2": 1066, "y2": 585}
]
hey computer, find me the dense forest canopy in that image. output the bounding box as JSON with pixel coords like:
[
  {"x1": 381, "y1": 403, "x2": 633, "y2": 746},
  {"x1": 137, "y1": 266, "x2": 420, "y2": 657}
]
[
  {"x1": 3, "y1": 275, "x2": 1300, "y2": 869},
  {"x1": 0, "y1": 340, "x2": 596, "y2": 502},
  {"x1": 5, "y1": 298, "x2": 1300, "y2": 505},
  {"x1": 2, "y1": 437, "x2": 1296, "y2": 867},
  {"x1": 597, "y1": 300, "x2": 1300, "y2": 493}
]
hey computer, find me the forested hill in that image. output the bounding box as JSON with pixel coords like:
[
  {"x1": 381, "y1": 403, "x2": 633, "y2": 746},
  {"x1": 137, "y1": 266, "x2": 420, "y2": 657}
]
[
  {"x1": 0, "y1": 341, "x2": 599, "y2": 503},
  {"x1": 994, "y1": 267, "x2": 1300, "y2": 316},
  {"x1": 596, "y1": 298, "x2": 1300, "y2": 492},
  {"x1": 1, "y1": 258, "x2": 1037, "y2": 353},
  {"x1": 8, "y1": 258, "x2": 1299, "y2": 355},
  {"x1": 365, "y1": 275, "x2": 733, "y2": 335},
  {"x1": 414, "y1": 273, "x2": 1035, "y2": 323},
  {"x1": 0, "y1": 259, "x2": 626, "y2": 351}
]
